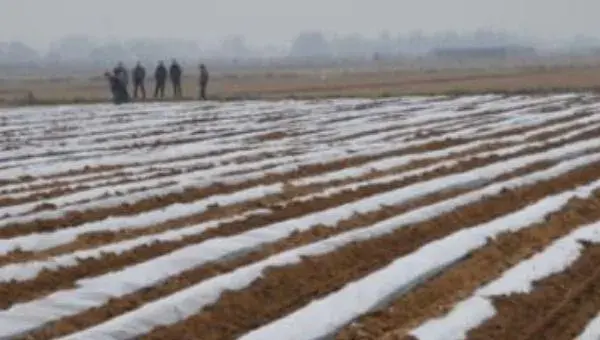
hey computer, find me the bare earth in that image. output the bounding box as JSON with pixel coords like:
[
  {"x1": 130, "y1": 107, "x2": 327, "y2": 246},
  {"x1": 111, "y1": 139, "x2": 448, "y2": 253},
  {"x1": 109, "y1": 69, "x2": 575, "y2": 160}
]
[
  {"x1": 2, "y1": 63, "x2": 600, "y2": 105},
  {"x1": 4, "y1": 94, "x2": 600, "y2": 339}
]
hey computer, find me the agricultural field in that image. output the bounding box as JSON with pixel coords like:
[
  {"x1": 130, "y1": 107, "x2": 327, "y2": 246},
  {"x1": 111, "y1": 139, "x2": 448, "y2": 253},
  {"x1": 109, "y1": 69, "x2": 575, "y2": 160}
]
[
  {"x1": 6, "y1": 63, "x2": 600, "y2": 105},
  {"x1": 2, "y1": 93, "x2": 600, "y2": 339}
]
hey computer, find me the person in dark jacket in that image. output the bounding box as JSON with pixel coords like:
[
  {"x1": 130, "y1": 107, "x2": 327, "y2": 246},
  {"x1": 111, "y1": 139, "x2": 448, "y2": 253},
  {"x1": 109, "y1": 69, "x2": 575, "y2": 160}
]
[
  {"x1": 113, "y1": 62, "x2": 129, "y2": 91},
  {"x1": 132, "y1": 62, "x2": 146, "y2": 99},
  {"x1": 154, "y1": 61, "x2": 167, "y2": 99},
  {"x1": 169, "y1": 59, "x2": 183, "y2": 98},
  {"x1": 198, "y1": 63, "x2": 209, "y2": 100},
  {"x1": 104, "y1": 71, "x2": 130, "y2": 105}
]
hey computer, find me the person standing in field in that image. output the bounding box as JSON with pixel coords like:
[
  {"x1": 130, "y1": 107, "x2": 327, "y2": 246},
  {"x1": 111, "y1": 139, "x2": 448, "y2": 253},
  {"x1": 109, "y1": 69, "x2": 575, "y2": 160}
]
[
  {"x1": 132, "y1": 61, "x2": 146, "y2": 100},
  {"x1": 169, "y1": 59, "x2": 183, "y2": 98},
  {"x1": 104, "y1": 71, "x2": 130, "y2": 105},
  {"x1": 198, "y1": 63, "x2": 209, "y2": 100},
  {"x1": 154, "y1": 61, "x2": 167, "y2": 99},
  {"x1": 113, "y1": 62, "x2": 129, "y2": 91}
]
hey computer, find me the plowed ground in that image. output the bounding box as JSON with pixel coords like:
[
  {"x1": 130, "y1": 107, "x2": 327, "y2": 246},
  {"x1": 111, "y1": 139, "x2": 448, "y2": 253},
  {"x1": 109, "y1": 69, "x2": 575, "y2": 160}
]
[{"x1": 2, "y1": 94, "x2": 600, "y2": 340}]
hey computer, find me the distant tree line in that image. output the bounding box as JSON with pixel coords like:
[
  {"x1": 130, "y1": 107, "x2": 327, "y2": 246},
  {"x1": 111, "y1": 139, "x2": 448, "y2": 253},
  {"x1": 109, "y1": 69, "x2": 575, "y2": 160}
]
[{"x1": 1, "y1": 29, "x2": 600, "y2": 70}]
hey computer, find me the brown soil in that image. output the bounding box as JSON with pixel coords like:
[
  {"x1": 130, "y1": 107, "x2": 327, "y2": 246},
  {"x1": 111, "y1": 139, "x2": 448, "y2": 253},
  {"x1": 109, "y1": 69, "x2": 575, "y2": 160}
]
[
  {"x1": 137, "y1": 157, "x2": 600, "y2": 340},
  {"x1": 0, "y1": 144, "x2": 494, "y2": 266},
  {"x1": 1, "y1": 117, "x2": 580, "y2": 266},
  {"x1": 0, "y1": 173, "x2": 119, "y2": 195},
  {"x1": 4, "y1": 66, "x2": 600, "y2": 105},
  {"x1": 255, "y1": 131, "x2": 287, "y2": 141},
  {"x1": 330, "y1": 113, "x2": 486, "y2": 143},
  {"x1": 0, "y1": 136, "x2": 479, "y2": 238},
  {"x1": 335, "y1": 189, "x2": 600, "y2": 340},
  {"x1": 10, "y1": 135, "x2": 254, "y2": 183},
  {"x1": 0, "y1": 151, "x2": 546, "y2": 309},
  {"x1": 4, "y1": 115, "x2": 599, "y2": 314},
  {"x1": 22, "y1": 155, "x2": 597, "y2": 335},
  {"x1": 41, "y1": 164, "x2": 124, "y2": 180},
  {"x1": 19, "y1": 160, "x2": 554, "y2": 339},
  {"x1": 3, "y1": 105, "x2": 590, "y2": 240},
  {"x1": 0, "y1": 172, "x2": 185, "y2": 209},
  {"x1": 5, "y1": 94, "x2": 600, "y2": 339},
  {"x1": 0, "y1": 127, "x2": 550, "y2": 272},
  {"x1": 468, "y1": 244, "x2": 600, "y2": 340}
]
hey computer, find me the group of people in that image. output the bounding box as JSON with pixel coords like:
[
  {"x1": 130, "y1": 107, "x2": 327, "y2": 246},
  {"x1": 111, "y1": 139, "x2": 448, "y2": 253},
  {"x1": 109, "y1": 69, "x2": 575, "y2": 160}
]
[{"x1": 104, "y1": 59, "x2": 210, "y2": 104}]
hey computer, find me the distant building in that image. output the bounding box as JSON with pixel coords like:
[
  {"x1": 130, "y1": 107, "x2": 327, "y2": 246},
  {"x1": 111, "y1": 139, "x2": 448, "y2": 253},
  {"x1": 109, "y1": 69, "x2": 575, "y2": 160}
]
[{"x1": 429, "y1": 46, "x2": 537, "y2": 60}]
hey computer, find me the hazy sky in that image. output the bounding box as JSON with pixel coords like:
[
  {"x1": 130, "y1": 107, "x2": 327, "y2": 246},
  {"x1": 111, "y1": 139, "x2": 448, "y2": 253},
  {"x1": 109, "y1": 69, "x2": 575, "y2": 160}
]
[{"x1": 0, "y1": 0, "x2": 597, "y2": 49}]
